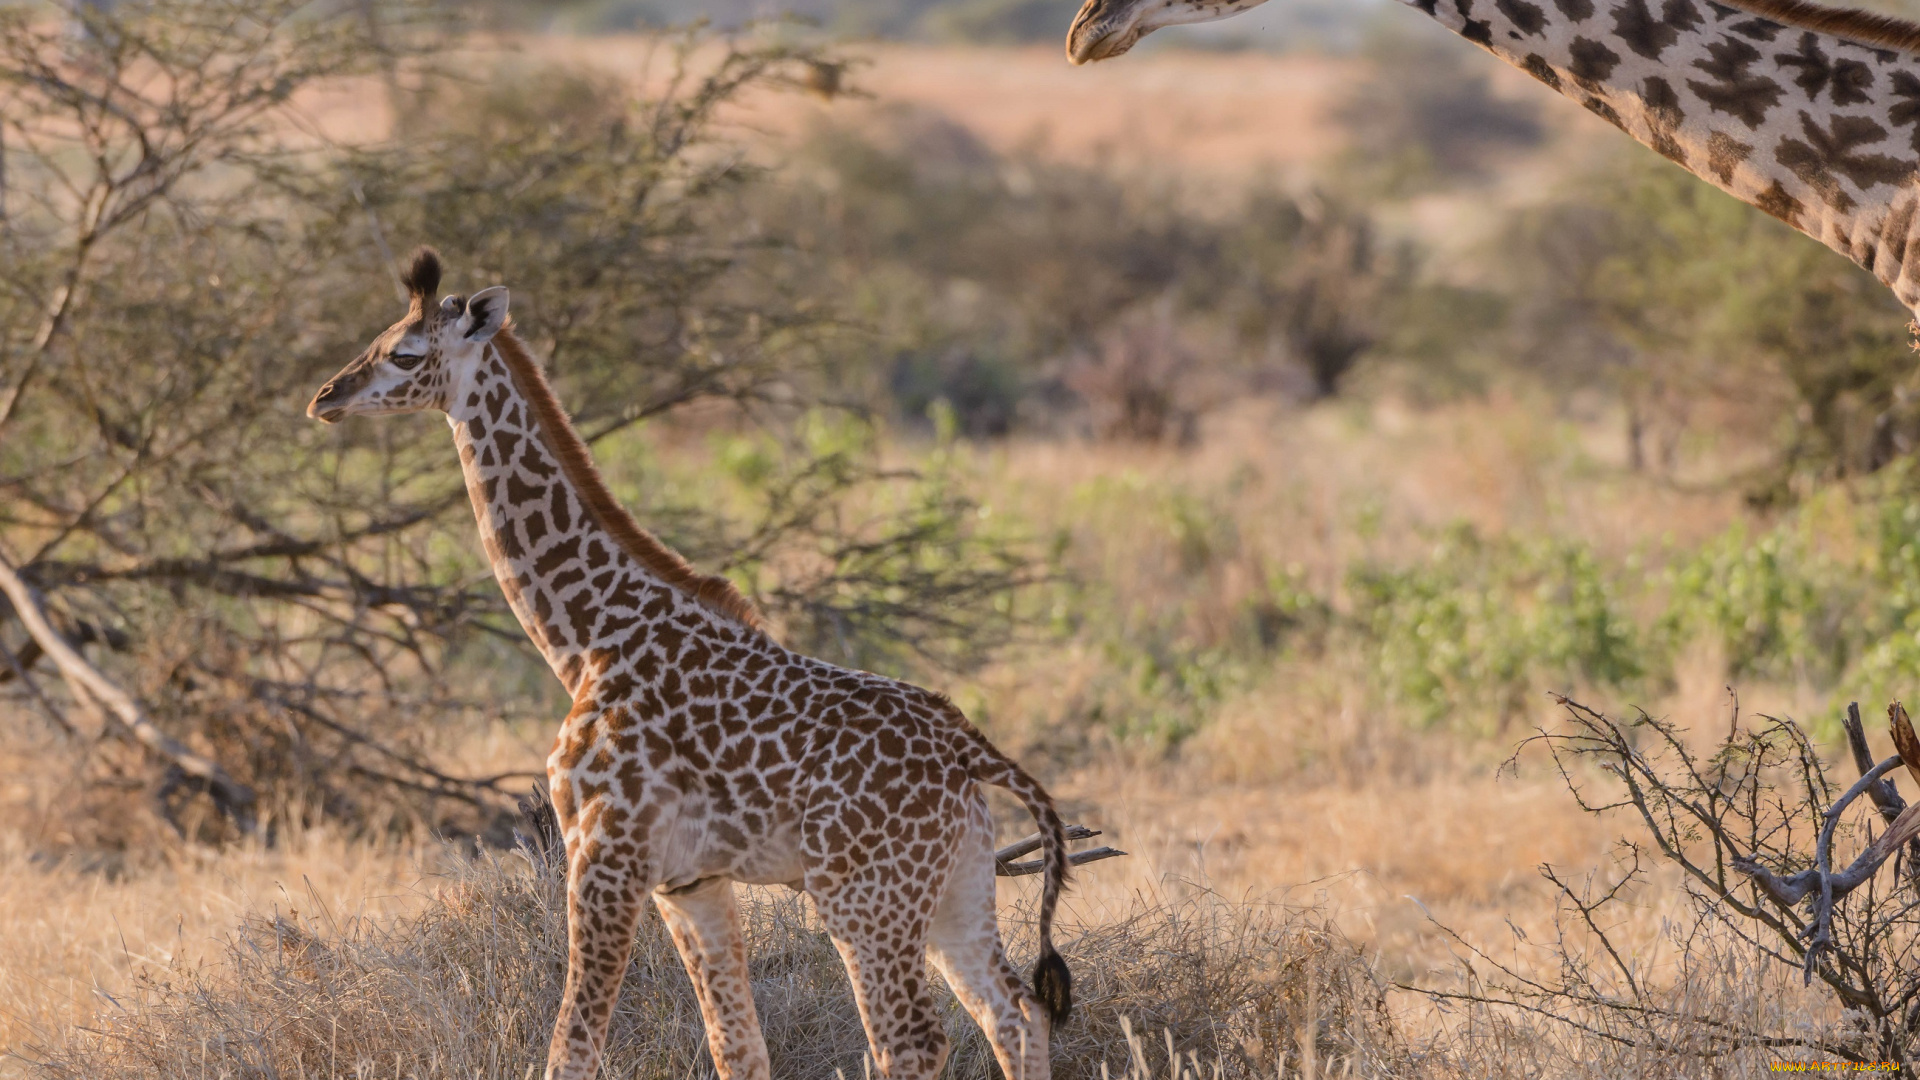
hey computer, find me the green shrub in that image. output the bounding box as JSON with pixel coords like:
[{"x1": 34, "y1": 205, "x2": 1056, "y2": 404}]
[
  {"x1": 1662, "y1": 521, "x2": 1849, "y2": 684},
  {"x1": 1349, "y1": 525, "x2": 1651, "y2": 727}
]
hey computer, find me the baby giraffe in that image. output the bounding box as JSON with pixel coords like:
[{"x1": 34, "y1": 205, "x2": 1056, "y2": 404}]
[{"x1": 307, "y1": 249, "x2": 1072, "y2": 1080}]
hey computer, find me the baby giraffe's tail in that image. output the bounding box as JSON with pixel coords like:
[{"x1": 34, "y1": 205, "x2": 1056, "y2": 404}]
[{"x1": 968, "y1": 739, "x2": 1072, "y2": 1023}]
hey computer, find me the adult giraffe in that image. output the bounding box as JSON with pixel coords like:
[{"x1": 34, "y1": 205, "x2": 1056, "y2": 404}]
[
  {"x1": 1068, "y1": 0, "x2": 1920, "y2": 318},
  {"x1": 307, "y1": 248, "x2": 1072, "y2": 1080}
]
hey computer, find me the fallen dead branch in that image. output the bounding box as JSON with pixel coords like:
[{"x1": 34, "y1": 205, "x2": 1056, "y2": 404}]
[
  {"x1": 993, "y1": 824, "x2": 1128, "y2": 877},
  {"x1": 1734, "y1": 702, "x2": 1920, "y2": 984},
  {"x1": 0, "y1": 552, "x2": 257, "y2": 834}
]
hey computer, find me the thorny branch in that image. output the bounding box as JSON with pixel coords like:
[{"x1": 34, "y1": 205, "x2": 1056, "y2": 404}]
[{"x1": 1405, "y1": 693, "x2": 1920, "y2": 1067}]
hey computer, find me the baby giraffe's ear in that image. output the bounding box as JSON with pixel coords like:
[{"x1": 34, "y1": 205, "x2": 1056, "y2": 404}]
[{"x1": 460, "y1": 286, "x2": 509, "y2": 342}]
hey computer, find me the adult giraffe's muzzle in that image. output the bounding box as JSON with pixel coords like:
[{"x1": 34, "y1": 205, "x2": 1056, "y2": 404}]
[
  {"x1": 1066, "y1": 0, "x2": 1276, "y2": 65},
  {"x1": 1066, "y1": 0, "x2": 1142, "y2": 64}
]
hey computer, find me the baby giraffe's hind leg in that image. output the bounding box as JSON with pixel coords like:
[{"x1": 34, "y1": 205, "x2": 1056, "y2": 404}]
[
  {"x1": 928, "y1": 808, "x2": 1051, "y2": 1080},
  {"x1": 654, "y1": 878, "x2": 771, "y2": 1080},
  {"x1": 812, "y1": 878, "x2": 951, "y2": 1078}
]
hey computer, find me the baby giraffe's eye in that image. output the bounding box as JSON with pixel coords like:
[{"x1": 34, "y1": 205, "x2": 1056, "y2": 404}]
[{"x1": 391, "y1": 352, "x2": 425, "y2": 371}]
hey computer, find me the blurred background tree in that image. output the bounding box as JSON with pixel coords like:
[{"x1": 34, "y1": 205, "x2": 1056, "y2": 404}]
[
  {"x1": 1331, "y1": 17, "x2": 1546, "y2": 197},
  {"x1": 1503, "y1": 155, "x2": 1917, "y2": 492}
]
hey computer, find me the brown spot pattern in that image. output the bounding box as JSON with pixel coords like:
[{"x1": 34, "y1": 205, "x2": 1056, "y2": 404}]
[{"x1": 1367, "y1": 0, "x2": 1920, "y2": 319}]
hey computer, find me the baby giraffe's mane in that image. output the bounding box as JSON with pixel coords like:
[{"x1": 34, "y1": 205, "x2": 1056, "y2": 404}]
[{"x1": 488, "y1": 327, "x2": 766, "y2": 635}]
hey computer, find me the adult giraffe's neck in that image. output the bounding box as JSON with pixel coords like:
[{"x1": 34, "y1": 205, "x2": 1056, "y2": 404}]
[
  {"x1": 1402, "y1": 0, "x2": 1920, "y2": 310},
  {"x1": 444, "y1": 332, "x2": 761, "y2": 698}
]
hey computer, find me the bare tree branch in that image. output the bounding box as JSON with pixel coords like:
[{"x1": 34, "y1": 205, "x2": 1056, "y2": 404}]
[
  {"x1": 1414, "y1": 694, "x2": 1920, "y2": 1065},
  {"x1": 0, "y1": 551, "x2": 255, "y2": 833}
]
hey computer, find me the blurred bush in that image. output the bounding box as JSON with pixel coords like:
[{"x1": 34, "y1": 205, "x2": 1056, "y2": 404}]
[
  {"x1": 1222, "y1": 188, "x2": 1410, "y2": 400},
  {"x1": 1254, "y1": 463, "x2": 1920, "y2": 735},
  {"x1": 772, "y1": 107, "x2": 1410, "y2": 435},
  {"x1": 1349, "y1": 526, "x2": 1648, "y2": 729},
  {"x1": 1503, "y1": 154, "x2": 1916, "y2": 488},
  {"x1": 1034, "y1": 460, "x2": 1920, "y2": 743}
]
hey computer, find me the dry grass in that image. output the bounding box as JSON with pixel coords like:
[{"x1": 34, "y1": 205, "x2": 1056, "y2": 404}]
[
  {"x1": 0, "y1": 824, "x2": 443, "y2": 1080},
  {"x1": 1412, "y1": 943, "x2": 1857, "y2": 1079},
  {"x1": 19, "y1": 847, "x2": 1400, "y2": 1079}
]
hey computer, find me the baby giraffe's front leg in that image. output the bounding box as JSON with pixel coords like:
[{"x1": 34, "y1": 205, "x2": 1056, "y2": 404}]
[{"x1": 545, "y1": 780, "x2": 656, "y2": 1080}]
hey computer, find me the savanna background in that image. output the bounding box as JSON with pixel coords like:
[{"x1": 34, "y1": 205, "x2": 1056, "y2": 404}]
[{"x1": 11, "y1": 0, "x2": 1920, "y2": 1074}]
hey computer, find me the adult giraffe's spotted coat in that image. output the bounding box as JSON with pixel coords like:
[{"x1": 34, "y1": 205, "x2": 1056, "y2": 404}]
[
  {"x1": 1068, "y1": 0, "x2": 1920, "y2": 317},
  {"x1": 308, "y1": 249, "x2": 1073, "y2": 1080}
]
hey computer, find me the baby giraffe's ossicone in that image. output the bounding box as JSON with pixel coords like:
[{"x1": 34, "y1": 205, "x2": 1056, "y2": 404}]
[{"x1": 307, "y1": 248, "x2": 1075, "y2": 1080}]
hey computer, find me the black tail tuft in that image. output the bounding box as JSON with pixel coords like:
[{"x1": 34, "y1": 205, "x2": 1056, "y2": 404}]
[{"x1": 1032, "y1": 944, "x2": 1073, "y2": 1024}]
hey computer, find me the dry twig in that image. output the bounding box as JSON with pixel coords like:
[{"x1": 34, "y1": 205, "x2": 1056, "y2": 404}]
[{"x1": 992, "y1": 825, "x2": 1128, "y2": 877}]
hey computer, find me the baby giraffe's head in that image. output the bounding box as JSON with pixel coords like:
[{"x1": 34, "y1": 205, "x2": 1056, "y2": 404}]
[{"x1": 307, "y1": 248, "x2": 509, "y2": 424}]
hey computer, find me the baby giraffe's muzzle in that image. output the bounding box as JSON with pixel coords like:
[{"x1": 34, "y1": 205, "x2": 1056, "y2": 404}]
[{"x1": 307, "y1": 378, "x2": 353, "y2": 423}]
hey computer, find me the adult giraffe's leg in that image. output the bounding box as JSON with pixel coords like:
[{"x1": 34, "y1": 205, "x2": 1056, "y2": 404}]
[
  {"x1": 928, "y1": 804, "x2": 1051, "y2": 1080},
  {"x1": 812, "y1": 876, "x2": 951, "y2": 1079},
  {"x1": 653, "y1": 878, "x2": 772, "y2": 1080}
]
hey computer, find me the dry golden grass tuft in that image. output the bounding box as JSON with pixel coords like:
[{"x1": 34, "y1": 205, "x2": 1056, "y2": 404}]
[
  {"x1": 18, "y1": 846, "x2": 1401, "y2": 1079},
  {"x1": 0, "y1": 824, "x2": 441, "y2": 1080}
]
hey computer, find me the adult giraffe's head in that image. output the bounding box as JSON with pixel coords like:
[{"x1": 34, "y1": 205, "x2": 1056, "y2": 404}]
[
  {"x1": 1065, "y1": 0, "x2": 1269, "y2": 63},
  {"x1": 307, "y1": 247, "x2": 509, "y2": 423}
]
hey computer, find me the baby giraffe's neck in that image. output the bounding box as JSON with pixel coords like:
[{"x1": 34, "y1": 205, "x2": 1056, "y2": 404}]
[
  {"x1": 444, "y1": 342, "x2": 610, "y2": 694},
  {"x1": 443, "y1": 333, "x2": 765, "y2": 701}
]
